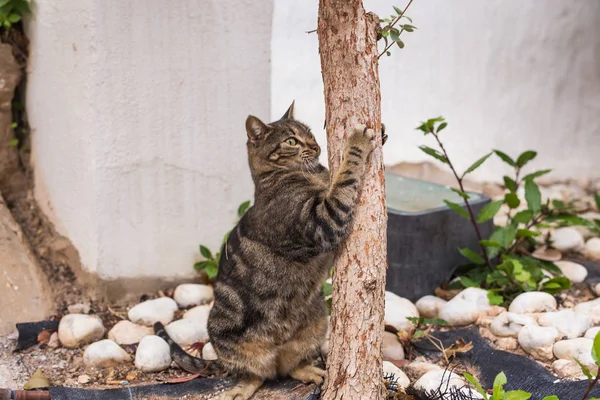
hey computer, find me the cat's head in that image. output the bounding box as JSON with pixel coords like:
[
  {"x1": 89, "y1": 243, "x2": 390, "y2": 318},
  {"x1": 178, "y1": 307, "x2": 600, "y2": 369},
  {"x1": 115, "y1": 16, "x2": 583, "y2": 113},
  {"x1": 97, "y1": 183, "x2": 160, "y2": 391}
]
[{"x1": 245, "y1": 101, "x2": 321, "y2": 172}]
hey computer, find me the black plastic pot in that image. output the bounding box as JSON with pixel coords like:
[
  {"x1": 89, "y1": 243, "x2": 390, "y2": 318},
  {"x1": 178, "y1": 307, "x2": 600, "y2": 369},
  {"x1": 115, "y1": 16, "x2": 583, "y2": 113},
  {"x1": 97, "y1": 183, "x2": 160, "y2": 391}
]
[{"x1": 385, "y1": 172, "x2": 494, "y2": 301}]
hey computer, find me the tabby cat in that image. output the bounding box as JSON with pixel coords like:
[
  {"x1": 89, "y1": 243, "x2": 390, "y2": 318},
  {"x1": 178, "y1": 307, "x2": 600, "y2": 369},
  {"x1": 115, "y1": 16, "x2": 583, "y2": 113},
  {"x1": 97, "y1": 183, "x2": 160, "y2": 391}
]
[{"x1": 155, "y1": 102, "x2": 382, "y2": 400}]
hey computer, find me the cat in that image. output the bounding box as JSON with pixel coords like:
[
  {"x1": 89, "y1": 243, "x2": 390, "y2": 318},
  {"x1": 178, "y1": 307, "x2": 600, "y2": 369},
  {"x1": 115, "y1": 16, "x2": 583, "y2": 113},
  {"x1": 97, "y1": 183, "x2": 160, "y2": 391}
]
[{"x1": 155, "y1": 101, "x2": 383, "y2": 400}]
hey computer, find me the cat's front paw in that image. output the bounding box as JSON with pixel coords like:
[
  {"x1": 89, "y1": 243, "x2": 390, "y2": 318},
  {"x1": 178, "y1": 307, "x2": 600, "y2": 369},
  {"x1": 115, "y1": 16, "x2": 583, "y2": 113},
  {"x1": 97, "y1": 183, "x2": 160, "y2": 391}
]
[{"x1": 348, "y1": 124, "x2": 376, "y2": 154}]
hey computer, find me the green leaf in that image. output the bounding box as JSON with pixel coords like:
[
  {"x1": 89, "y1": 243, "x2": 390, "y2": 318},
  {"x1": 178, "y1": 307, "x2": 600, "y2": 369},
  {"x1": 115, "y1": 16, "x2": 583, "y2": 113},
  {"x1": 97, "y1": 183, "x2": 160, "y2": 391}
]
[
  {"x1": 381, "y1": 30, "x2": 389, "y2": 37},
  {"x1": 8, "y1": 12, "x2": 20, "y2": 22},
  {"x1": 199, "y1": 245, "x2": 212, "y2": 259},
  {"x1": 512, "y1": 210, "x2": 533, "y2": 224},
  {"x1": 477, "y1": 199, "x2": 503, "y2": 223},
  {"x1": 505, "y1": 193, "x2": 521, "y2": 209},
  {"x1": 503, "y1": 176, "x2": 517, "y2": 192},
  {"x1": 541, "y1": 396, "x2": 559, "y2": 400},
  {"x1": 402, "y1": 15, "x2": 413, "y2": 23},
  {"x1": 436, "y1": 122, "x2": 447, "y2": 133},
  {"x1": 593, "y1": 331, "x2": 600, "y2": 365},
  {"x1": 490, "y1": 225, "x2": 517, "y2": 249},
  {"x1": 574, "y1": 357, "x2": 594, "y2": 379},
  {"x1": 459, "y1": 276, "x2": 478, "y2": 288},
  {"x1": 524, "y1": 178, "x2": 541, "y2": 213},
  {"x1": 516, "y1": 229, "x2": 540, "y2": 238},
  {"x1": 487, "y1": 291, "x2": 503, "y2": 306},
  {"x1": 0, "y1": 0, "x2": 11, "y2": 8},
  {"x1": 390, "y1": 28, "x2": 400, "y2": 42},
  {"x1": 237, "y1": 200, "x2": 251, "y2": 217},
  {"x1": 205, "y1": 262, "x2": 218, "y2": 279},
  {"x1": 322, "y1": 281, "x2": 332, "y2": 297},
  {"x1": 444, "y1": 200, "x2": 469, "y2": 218},
  {"x1": 8, "y1": 138, "x2": 19, "y2": 148},
  {"x1": 393, "y1": 5, "x2": 403, "y2": 15},
  {"x1": 396, "y1": 39, "x2": 405, "y2": 49},
  {"x1": 516, "y1": 151, "x2": 537, "y2": 168},
  {"x1": 523, "y1": 169, "x2": 552, "y2": 181},
  {"x1": 462, "y1": 152, "x2": 493, "y2": 178},
  {"x1": 11, "y1": 0, "x2": 30, "y2": 14},
  {"x1": 494, "y1": 150, "x2": 516, "y2": 167},
  {"x1": 458, "y1": 248, "x2": 484, "y2": 265},
  {"x1": 386, "y1": 51, "x2": 391, "y2": 57},
  {"x1": 492, "y1": 371, "x2": 507, "y2": 400},
  {"x1": 480, "y1": 240, "x2": 502, "y2": 247},
  {"x1": 412, "y1": 330, "x2": 425, "y2": 339},
  {"x1": 546, "y1": 214, "x2": 600, "y2": 232},
  {"x1": 401, "y1": 24, "x2": 416, "y2": 32},
  {"x1": 504, "y1": 391, "x2": 532, "y2": 400},
  {"x1": 451, "y1": 188, "x2": 470, "y2": 199},
  {"x1": 463, "y1": 373, "x2": 488, "y2": 400},
  {"x1": 595, "y1": 193, "x2": 600, "y2": 213},
  {"x1": 193, "y1": 260, "x2": 209, "y2": 271},
  {"x1": 541, "y1": 277, "x2": 571, "y2": 295},
  {"x1": 418, "y1": 145, "x2": 448, "y2": 164},
  {"x1": 406, "y1": 316, "x2": 423, "y2": 325},
  {"x1": 422, "y1": 318, "x2": 449, "y2": 326}
]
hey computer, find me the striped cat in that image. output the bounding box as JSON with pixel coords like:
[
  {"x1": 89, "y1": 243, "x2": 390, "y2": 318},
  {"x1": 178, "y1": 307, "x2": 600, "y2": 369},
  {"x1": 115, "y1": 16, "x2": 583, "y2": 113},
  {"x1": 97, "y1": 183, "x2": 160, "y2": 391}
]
[{"x1": 155, "y1": 102, "x2": 382, "y2": 400}]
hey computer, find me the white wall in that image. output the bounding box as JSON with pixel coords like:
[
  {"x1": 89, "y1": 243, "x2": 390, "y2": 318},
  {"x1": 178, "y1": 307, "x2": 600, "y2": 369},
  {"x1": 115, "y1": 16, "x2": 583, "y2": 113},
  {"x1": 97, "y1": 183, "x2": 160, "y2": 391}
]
[
  {"x1": 272, "y1": 0, "x2": 600, "y2": 182},
  {"x1": 26, "y1": 0, "x2": 272, "y2": 279}
]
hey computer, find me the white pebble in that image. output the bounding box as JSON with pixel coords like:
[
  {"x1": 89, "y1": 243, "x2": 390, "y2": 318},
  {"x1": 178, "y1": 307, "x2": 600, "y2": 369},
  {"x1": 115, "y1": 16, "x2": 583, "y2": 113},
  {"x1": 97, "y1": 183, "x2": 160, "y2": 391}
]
[
  {"x1": 382, "y1": 361, "x2": 410, "y2": 389},
  {"x1": 552, "y1": 359, "x2": 587, "y2": 379},
  {"x1": 554, "y1": 338, "x2": 594, "y2": 368},
  {"x1": 128, "y1": 297, "x2": 178, "y2": 326},
  {"x1": 183, "y1": 304, "x2": 212, "y2": 321},
  {"x1": 415, "y1": 296, "x2": 447, "y2": 318},
  {"x1": 202, "y1": 342, "x2": 218, "y2": 360},
  {"x1": 107, "y1": 320, "x2": 153, "y2": 345},
  {"x1": 165, "y1": 318, "x2": 209, "y2": 346},
  {"x1": 554, "y1": 261, "x2": 588, "y2": 283},
  {"x1": 58, "y1": 314, "x2": 106, "y2": 348},
  {"x1": 438, "y1": 288, "x2": 491, "y2": 326},
  {"x1": 83, "y1": 340, "x2": 131, "y2": 367},
  {"x1": 414, "y1": 369, "x2": 484, "y2": 399},
  {"x1": 508, "y1": 292, "x2": 557, "y2": 314},
  {"x1": 490, "y1": 312, "x2": 536, "y2": 337},
  {"x1": 585, "y1": 238, "x2": 600, "y2": 260},
  {"x1": 382, "y1": 331, "x2": 404, "y2": 360},
  {"x1": 551, "y1": 227, "x2": 584, "y2": 252},
  {"x1": 173, "y1": 284, "x2": 214, "y2": 308},
  {"x1": 384, "y1": 291, "x2": 419, "y2": 332},
  {"x1": 574, "y1": 298, "x2": 600, "y2": 325},
  {"x1": 518, "y1": 325, "x2": 559, "y2": 361},
  {"x1": 135, "y1": 335, "x2": 172, "y2": 372},
  {"x1": 585, "y1": 327, "x2": 600, "y2": 339},
  {"x1": 537, "y1": 310, "x2": 591, "y2": 339}
]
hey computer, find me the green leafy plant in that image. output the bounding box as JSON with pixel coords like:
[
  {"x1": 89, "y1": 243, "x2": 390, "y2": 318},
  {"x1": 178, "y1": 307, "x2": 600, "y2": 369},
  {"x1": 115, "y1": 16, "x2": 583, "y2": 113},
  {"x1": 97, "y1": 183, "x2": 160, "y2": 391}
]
[
  {"x1": 194, "y1": 200, "x2": 251, "y2": 279},
  {"x1": 413, "y1": 117, "x2": 600, "y2": 305},
  {"x1": 322, "y1": 267, "x2": 334, "y2": 314},
  {"x1": 377, "y1": 1, "x2": 416, "y2": 58},
  {"x1": 574, "y1": 331, "x2": 600, "y2": 400},
  {"x1": 0, "y1": 0, "x2": 28, "y2": 31}
]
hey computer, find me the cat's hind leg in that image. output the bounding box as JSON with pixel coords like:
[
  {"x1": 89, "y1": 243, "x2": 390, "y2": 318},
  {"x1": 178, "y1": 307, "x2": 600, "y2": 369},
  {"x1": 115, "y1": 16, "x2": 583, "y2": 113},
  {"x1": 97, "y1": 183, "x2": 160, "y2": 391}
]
[{"x1": 219, "y1": 376, "x2": 264, "y2": 400}]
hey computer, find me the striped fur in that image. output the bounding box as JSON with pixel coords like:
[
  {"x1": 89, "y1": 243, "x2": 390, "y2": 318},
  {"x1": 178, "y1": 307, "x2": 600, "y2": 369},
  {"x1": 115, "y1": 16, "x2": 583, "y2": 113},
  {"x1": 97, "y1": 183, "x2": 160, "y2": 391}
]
[{"x1": 162, "y1": 102, "x2": 378, "y2": 400}]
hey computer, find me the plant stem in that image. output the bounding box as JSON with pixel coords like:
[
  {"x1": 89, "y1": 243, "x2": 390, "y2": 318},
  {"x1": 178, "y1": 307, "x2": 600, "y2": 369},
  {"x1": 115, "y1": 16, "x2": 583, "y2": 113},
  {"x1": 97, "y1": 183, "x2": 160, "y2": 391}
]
[
  {"x1": 377, "y1": 0, "x2": 414, "y2": 58},
  {"x1": 506, "y1": 167, "x2": 521, "y2": 223},
  {"x1": 581, "y1": 370, "x2": 600, "y2": 400},
  {"x1": 506, "y1": 211, "x2": 547, "y2": 254},
  {"x1": 431, "y1": 132, "x2": 494, "y2": 271}
]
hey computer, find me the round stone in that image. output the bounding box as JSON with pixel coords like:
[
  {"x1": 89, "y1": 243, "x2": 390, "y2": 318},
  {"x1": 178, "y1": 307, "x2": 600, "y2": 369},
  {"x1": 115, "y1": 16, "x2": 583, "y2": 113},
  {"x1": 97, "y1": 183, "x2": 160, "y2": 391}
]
[
  {"x1": 554, "y1": 338, "x2": 594, "y2": 369},
  {"x1": 490, "y1": 312, "x2": 537, "y2": 337},
  {"x1": 183, "y1": 304, "x2": 212, "y2": 321},
  {"x1": 202, "y1": 342, "x2": 218, "y2": 360},
  {"x1": 574, "y1": 298, "x2": 600, "y2": 325},
  {"x1": 518, "y1": 325, "x2": 559, "y2": 361},
  {"x1": 551, "y1": 227, "x2": 584, "y2": 252},
  {"x1": 135, "y1": 335, "x2": 172, "y2": 372},
  {"x1": 108, "y1": 320, "x2": 153, "y2": 345},
  {"x1": 173, "y1": 284, "x2": 214, "y2": 308},
  {"x1": 537, "y1": 310, "x2": 591, "y2": 339},
  {"x1": 413, "y1": 369, "x2": 483, "y2": 399},
  {"x1": 508, "y1": 292, "x2": 557, "y2": 314},
  {"x1": 438, "y1": 288, "x2": 491, "y2": 326},
  {"x1": 128, "y1": 297, "x2": 178, "y2": 326},
  {"x1": 165, "y1": 318, "x2": 209, "y2": 346},
  {"x1": 585, "y1": 237, "x2": 600, "y2": 260},
  {"x1": 382, "y1": 361, "x2": 410, "y2": 389},
  {"x1": 554, "y1": 260, "x2": 588, "y2": 283},
  {"x1": 58, "y1": 314, "x2": 106, "y2": 348},
  {"x1": 384, "y1": 291, "x2": 419, "y2": 332},
  {"x1": 83, "y1": 340, "x2": 131, "y2": 367},
  {"x1": 382, "y1": 331, "x2": 404, "y2": 360},
  {"x1": 585, "y1": 327, "x2": 600, "y2": 339},
  {"x1": 415, "y1": 295, "x2": 447, "y2": 318}
]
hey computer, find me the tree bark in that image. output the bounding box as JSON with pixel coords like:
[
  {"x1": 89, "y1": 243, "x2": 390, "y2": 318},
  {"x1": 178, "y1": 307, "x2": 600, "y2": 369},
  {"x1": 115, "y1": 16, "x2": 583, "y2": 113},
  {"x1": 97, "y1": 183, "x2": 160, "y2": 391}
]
[{"x1": 317, "y1": 2, "x2": 387, "y2": 400}]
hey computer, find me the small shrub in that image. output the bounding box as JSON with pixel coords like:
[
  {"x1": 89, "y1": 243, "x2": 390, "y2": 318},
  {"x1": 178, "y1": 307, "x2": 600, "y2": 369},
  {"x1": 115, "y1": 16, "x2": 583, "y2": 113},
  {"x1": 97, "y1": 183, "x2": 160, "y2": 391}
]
[
  {"x1": 0, "y1": 0, "x2": 29, "y2": 31},
  {"x1": 416, "y1": 117, "x2": 598, "y2": 305},
  {"x1": 194, "y1": 200, "x2": 250, "y2": 279}
]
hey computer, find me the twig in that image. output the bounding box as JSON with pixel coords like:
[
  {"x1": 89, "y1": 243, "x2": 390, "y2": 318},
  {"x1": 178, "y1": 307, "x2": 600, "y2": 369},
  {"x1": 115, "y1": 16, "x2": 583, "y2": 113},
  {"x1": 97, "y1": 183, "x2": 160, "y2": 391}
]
[
  {"x1": 377, "y1": 0, "x2": 414, "y2": 58},
  {"x1": 431, "y1": 132, "x2": 494, "y2": 271},
  {"x1": 306, "y1": 29, "x2": 317, "y2": 34},
  {"x1": 581, "y1": 369, "x2": 600, "y2": 400}
]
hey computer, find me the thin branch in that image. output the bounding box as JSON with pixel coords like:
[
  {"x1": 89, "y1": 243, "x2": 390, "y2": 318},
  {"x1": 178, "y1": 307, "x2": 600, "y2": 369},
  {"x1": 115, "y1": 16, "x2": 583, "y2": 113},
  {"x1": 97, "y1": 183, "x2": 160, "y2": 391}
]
[
  {"x1": 306, "y1": 29, "x2": 317, "y2": 34},
  {"x1": 377, "y1": 0, "x2": 414, "y2": 58},
  {"x1": 581, "y1": 369, "x2": 600, "y2": 400},
  {"x1": 432, "y1": 132, "x2": 494, "y2": 271}
]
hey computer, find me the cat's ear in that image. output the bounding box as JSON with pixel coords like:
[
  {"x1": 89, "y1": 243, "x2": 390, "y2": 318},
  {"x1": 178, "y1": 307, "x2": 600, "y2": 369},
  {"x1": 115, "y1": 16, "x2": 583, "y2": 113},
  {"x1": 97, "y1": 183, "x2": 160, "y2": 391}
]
[
  {"x1": 280, "y1": 100, "x2": 295, "y2": 120},
  {"x1": 246, "y1": 115, "x2": 269, "y2": 143}
]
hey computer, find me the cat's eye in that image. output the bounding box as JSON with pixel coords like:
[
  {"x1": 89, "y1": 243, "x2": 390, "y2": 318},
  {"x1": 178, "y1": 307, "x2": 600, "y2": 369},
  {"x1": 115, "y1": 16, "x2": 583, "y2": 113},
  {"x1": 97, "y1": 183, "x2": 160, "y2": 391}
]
[{"x1": 285, "y1": 137, "x2": 298, "y2": 146}]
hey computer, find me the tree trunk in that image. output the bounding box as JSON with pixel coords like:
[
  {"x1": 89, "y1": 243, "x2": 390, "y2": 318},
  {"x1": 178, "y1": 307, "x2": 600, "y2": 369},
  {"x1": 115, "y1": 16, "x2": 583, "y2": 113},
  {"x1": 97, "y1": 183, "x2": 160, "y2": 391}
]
[{"x1": 317, "y1": 2, "x2": 387, "y2": 400}]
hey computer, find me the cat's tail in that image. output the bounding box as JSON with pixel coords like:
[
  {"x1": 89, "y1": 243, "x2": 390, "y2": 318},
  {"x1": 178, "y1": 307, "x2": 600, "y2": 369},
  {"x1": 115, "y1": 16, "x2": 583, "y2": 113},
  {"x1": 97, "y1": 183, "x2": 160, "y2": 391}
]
[{"x1": 153, "y1": 322, "x2": 220, "y2": 375}]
